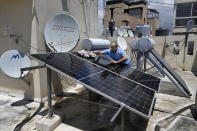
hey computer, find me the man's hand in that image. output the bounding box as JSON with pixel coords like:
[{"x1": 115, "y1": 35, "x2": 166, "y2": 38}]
[{"x1": 111, "y1": 59, "x2": 118, "y2": 64}]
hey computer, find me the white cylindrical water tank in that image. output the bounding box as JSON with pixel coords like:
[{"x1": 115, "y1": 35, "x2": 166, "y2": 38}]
[
  {"x1": 81, "y1": 38, "x2": 111, "y2": 50},
  {"x1": 130, "y1": 37, "x2": 155, "y2": 52}
]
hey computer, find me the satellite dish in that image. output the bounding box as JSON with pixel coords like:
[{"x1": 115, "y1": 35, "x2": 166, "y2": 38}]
[
  {"x1": 118, "y1": 28, "x2": 128, "y2": 37},
  {"x1": 123, "y1": 30, "x2": 128, "y2": 37},
  {"x1": 0, "y1": 50, "x2": 30, "y2": 78},
  {"x1": 117, "y1": 37, "x2": 127, "y2": 50},
  {"x1": 186, "y1": 20, "x2": 194, "y2": 31},
  {"x1": 128, "y1": 30, "x2": 134, "y2": 37},
  {"x1": 44, "y1": 14, "x2": 80, "y2": 52},
  {"x1": 118, "y1": 28, "x2": 124, "y2": 37}
]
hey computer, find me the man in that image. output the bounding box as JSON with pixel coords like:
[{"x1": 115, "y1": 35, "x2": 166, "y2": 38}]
[{"x1": 90, "y1": 41, "x2": 132, "y2": 67}]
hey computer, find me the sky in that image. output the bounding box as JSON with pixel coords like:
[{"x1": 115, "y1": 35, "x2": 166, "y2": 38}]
[
  {"x1": 98, "y1": 0, "x2": 174, "y2": 37},
  {"x1": 146, "y1": 0, "x2": 174, "y2": 30}
]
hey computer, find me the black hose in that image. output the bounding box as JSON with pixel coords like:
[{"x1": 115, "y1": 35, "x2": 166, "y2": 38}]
[{"x1": 13, "y1": 102, "x2": 44, "y2": 131}]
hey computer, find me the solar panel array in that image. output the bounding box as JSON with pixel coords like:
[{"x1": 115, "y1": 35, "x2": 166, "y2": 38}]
[{"x1": 31, "y1": 52, "x2": 160, "y2": 118}]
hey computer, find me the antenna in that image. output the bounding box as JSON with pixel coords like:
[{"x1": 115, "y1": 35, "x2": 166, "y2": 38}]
[
  {"x1": 44, "y1": 14, "x2": 80, "y2": 52},
  {"x1": 0, "y1": 50, "x2": 30, "y2": 78}
]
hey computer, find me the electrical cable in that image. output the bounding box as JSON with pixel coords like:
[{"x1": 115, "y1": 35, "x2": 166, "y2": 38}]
[{"x1": 13, "y1": 102, "x2": 44, "y2": 131}]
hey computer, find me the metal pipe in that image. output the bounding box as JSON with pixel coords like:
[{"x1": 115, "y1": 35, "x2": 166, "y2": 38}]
[
  {"x1": 183, "y1": 31, "x2": 189, "y2": 70},
  {"x1": 20, "y1": 64, "x2": 46, "y2": 72},
  {"x1": 110, "y1": 105, "x2": 124, "y2": 123},
  {"x1": 47, "y1": 68, "x2": 53, "y2": 118},
  {"x1": 144, "y1": 56, "x2": 147, "y2": 72},
  {"x1": 121, "y1": 109, "x2": 125, "y2": 131}
]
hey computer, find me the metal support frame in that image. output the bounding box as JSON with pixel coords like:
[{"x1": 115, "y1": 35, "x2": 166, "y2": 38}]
[
  {"x1": 183, "y1": 31, "x2": 189, "y2": 70},
  {"x1": 20, "y1": 64, "x2": 46, "y2": 86},
  {"x1": 47, "y1": 68, "x2": 53, "y2": 118},
  {"x1": 121, "y1": 109, "x2": 125, "y2": 131},
  {"x1": 20, "y1": 64, "x2": 46, "y2": 72},
  {"x1": 110, "y1": 105, "x2": 124, "y2": 123},
  {"x1": 110, "y1": 105, "x2": 125, "y2": 131},
  {"x1": 144, "y1": 51, "x2": 191, "y2": 97},
  {"x1": 21, "y1": 65, "x2": 54, "y2": 118},
  {"x1": 143, "y1": 56, "x2": 146, "y2": 72},
  {"x1": 137, "y1": 52, "x2": 142, "y2": 70}
]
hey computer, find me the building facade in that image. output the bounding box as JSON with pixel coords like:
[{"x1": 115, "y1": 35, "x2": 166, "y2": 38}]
[
  {"x1": 173, "y1": 0, "x2": 197, "y2": 34},
  {"x1": 104, "y1": 0, "x2": 159, "y2": 36}
]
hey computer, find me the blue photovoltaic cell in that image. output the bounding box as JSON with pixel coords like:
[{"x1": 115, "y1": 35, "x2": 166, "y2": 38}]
[{"x1": 109, "y1": 66, "x2": 160, "y2": 91}]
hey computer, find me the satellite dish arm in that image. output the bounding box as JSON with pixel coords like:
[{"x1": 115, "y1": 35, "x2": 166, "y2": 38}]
[{"x1": 48, "y1": 42, "x2": 58, "y2": 52}]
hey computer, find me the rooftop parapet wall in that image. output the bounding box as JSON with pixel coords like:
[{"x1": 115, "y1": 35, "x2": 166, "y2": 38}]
[
  {"x1": 0, "y1": 0, "x2": 98, "y2": 101},
  {"x1": 106, "y1": 35, "x2": 197, "y2": 72}
]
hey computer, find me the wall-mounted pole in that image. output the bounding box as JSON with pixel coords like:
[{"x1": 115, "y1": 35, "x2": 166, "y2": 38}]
[{"x1": 183, "y1": 31, "x2": 189, "y2": 70}]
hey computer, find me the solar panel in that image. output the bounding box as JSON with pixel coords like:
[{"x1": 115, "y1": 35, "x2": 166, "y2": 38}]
[
  {"x1": 150, "y1": 49, "x2": 191, "y2": 97},
  {"x1": 71, "y1": 53, "x2": 160, "y2": 91},
  {"x1": 79, "y1": 70, "x2": 155, "y2": 117},
  {"x1": 30, "y1": 52, "x2": 156, "y2": 118},
  {"x1": 31, "y1": 53, "x2": 104, "y2": 80},
  {"x1": 110, "y1": 66, "x2": 161, "y2": 92},
  {"x1": 71, "y1": 52, "x2": 119, "y2": 70}
]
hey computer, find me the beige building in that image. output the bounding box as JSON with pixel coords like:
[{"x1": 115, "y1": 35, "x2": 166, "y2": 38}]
[
  {"x1": 104, "y1": 1, "x2": 159, "y2": 36},
  {"x1": 173, "y1": 0, "x2": 197, "y2": 34},
  {"x1": 0, "y1": 0, "x2": 98, "y2": 101}
]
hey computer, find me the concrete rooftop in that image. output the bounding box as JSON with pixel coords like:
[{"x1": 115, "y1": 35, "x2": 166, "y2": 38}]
[{"x1": 0, "y1": 70, "x2": 197, "y2": 131}]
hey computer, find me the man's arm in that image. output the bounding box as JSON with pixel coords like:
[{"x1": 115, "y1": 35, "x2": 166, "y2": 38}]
[
  {"x1": 88, "y1": 49, "x2": 109, "y2": 54},
  {"x1": 92, "y1": 51, "x2": 105, "y2": 54},
  {"x1": 111, "y1": 55, "x2": 128, "y2": 64}
]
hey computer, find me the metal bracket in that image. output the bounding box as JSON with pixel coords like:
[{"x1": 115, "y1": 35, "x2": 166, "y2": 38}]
[
  {"x1": 20, "y1": 65, "x2": 46, "y2": 85},
  {"x1": 110, "y1": 104, "x2": 125, "y2": 123},
  {"x1": 46, "y1": 42, "x2": 57, "y2": 59},
  {"x1": 20, "y1": 64, "x2": 46, "y2": 72}
]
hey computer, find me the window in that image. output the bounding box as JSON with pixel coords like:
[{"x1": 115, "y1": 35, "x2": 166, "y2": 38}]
[
  {"x1": 175, "y1": 2, "x2": 197, "y2": 26},
  {"x1": 129, "y1": 8, "x2": 142, "y2": 16},
  {"x1": 176, "y1": 3, "x2": 192, "y2": 17},
  {"x1": 175, "y1": 18, "x2": 197, "y2": 26},
  {"x1": 124, "y1": 8, "x2": 142, "y2": 16},
  {"x1": 193, "y1": 2, "x2": 197, "y2": 16},
  {"x1": 122, "y1": 20, "x2": 129, "y2": 26},
  {"x1": 147, "y1": 10, "x2": 159, "y2": 19}
]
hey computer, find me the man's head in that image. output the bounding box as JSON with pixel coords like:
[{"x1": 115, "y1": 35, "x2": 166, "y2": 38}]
[{"x1": 110, "y1": 41, "x2": 118, "y2": 53}]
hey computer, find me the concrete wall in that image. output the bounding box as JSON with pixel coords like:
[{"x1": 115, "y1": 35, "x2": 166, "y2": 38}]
[
  {"x1": 0, "y1": 0, "x2": 98, "y2": 101},
  {"x1": 148, "y1": 18, "x2": 159, "y2": 36},
  {"x1": 106, "y1": 34, "x2": 197, "y2": 71}
]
